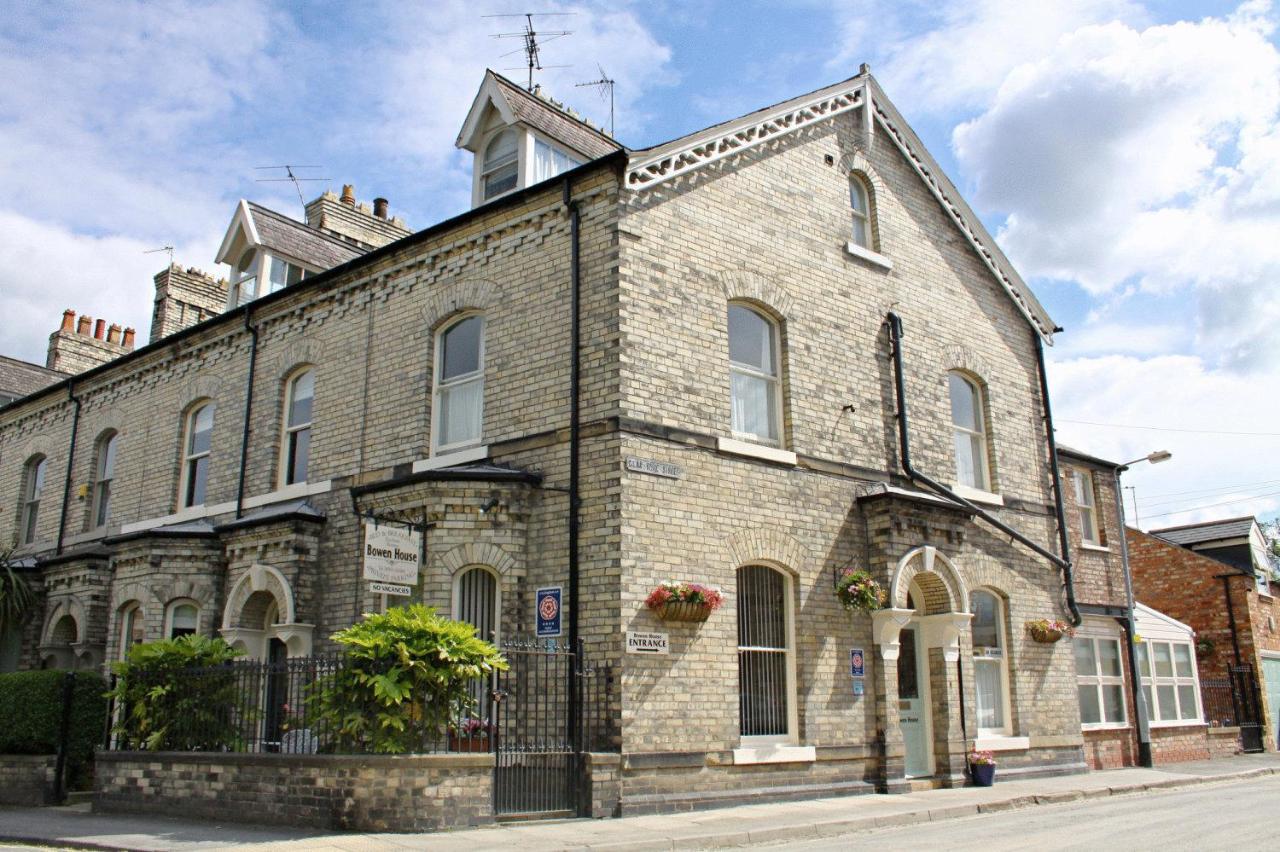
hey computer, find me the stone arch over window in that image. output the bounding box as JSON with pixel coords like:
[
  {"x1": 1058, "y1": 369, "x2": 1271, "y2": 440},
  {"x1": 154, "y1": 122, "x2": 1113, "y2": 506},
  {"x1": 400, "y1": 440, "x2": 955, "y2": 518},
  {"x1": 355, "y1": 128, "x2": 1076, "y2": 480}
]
[
  {"x1": 942, "y1": 345, "x2": 994, "y2": 386},
  {"x1": 440, "y1": 541, "x2": 518, "y2": 577},
  {"x1": 220, "y1": 564, "x2": 312, "y2": 659},
  {"x1": 889, "y1": 546, "x2": 969, "y2": 614},
  {"x1": 420, "y1": 279, "x2": 499, "y2": 329},
  {"x1": 719, "y1": 271, "x2": 795, "y2": 320},
  {"x1": 725, "y1": 528, "x2": 808, "y2": 579},
  {"x1": 837, "y1": 151, "x2": 887, "y2": 249}
]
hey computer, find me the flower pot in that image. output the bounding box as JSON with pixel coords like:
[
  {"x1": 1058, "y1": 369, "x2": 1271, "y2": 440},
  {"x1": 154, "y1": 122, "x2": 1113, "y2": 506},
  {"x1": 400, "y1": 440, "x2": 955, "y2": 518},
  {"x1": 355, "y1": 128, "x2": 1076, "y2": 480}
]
[
  {"x1": 970, "y1": 763, "x2": 995, "y2": 786},
  {"x1": 1029, "y1": 627, "x2": 1064, "y2": 644},
  {"x1": 449, "y1": 735, "x2": 490, "y2": 753},
  {"x1": 656, "y1": 601, "x2": 713, "y2": 622}
]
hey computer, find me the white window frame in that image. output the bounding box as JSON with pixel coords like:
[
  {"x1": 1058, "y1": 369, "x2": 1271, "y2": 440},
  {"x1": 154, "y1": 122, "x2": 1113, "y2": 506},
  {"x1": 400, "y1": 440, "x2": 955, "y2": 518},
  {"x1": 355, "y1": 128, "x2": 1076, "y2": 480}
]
[
  {"x1": 93, "y1": 431, "x2": 118, "y2": 529},
  {"x1": 118, "y1": 603, "x2": 144, "y2": 659},
  {"x1": 736, "y1": 564, "x2": 798, "y2": 747},
  {"x1": 480, "y1": 128, "x2": 520, "y2": 202},
  {"x1": 179, "y1": 401, "x2": 214, "y2": 509},
  {"x1": 728, "y1": 303, "x2": 784, "y2": 448},
  {"x1": 279, "y1": 367, "x2": 315, "y2": 487},
  {"x1": 1074, "y1": 631, "x2": 1128, "y2": 729},
  {"x1": 1074, "y1": 469, "x2": 1101, "y2": 546},
  {"x1": 949, "y1": 372, "x2": 993, "y2": 493},
  {"x1": 1137, "y1": 639, "x2": 1203, "y2": 726},
  {"x1": 452, "y1": 565, "x2": 501, "y2": 643},
  {"x1": 431, "y1": 314, "x2": 485, "y2": 456},
  {"x1": 971, "y1": 589, "x2": 1013, "y2": 736},
  {"x1": 20, "y1": 455, "x2": 46, "y2": 545},
  {"x1": 165, "y1": 600, "x2": 200, "y2": 639},
  {"x1": 849, "y1": 173, "x2": 872, "y2": 249}
]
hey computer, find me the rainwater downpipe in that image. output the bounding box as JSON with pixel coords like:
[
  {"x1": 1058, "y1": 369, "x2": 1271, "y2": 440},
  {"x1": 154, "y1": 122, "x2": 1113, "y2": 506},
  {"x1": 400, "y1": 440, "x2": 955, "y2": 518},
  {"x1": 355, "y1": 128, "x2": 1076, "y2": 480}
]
[
  {"x1": 563, "y1": 177, "x2": 583, "y2": 752},
  {"x1": 885, "y1": 313, "x2": 1078, "y2": 626},
  {"x1": 235, "y1": 306, "x2": 259, "y2": 520},
  {"x1": 55, "y1": 381, "x2": 82, "y2": 555},
  {"x1": 1033, "y1": 332, "x2": 1080, "y2": 626},
  {"x1": 1113, "y1": 468, "x2": 1153, "y2": 766}
]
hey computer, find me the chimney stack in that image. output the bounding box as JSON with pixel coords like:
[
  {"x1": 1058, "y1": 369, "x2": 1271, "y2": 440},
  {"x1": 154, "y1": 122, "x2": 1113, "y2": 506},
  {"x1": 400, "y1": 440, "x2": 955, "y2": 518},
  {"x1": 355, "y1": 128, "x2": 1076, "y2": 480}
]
[
  {"x1": 49, "y1": 310, "x2": 134, "y2": 374},
  {"x1": 340, "y1": 184, "x2": 356, "y2": 206},
  {"x1": 373, "y1": 197, "x2": 389, "y2": 219},
  {"x1": 77, "y1": 315, "x2": 92, "y2": 336},
  {"x1": 123, "y1": 328, "x2": 136, "y2": 348},
  {"x1": 61, "y1": 309, "x2": 76, "y2": 332},
  {"x1": 94, "y1": 318, "x2": 106, "y2": 340},
  {"x1": 107, "y1": 323, "x2": 121, "y2": 344}
]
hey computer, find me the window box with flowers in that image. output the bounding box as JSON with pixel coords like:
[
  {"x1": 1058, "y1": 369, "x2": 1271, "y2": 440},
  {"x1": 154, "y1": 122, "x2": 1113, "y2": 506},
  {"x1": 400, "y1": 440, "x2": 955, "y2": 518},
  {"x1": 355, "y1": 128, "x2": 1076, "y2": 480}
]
[
  {"x1": 1026, "y1": 618, "x2": 1075, "y2": 644},
  {"x1": 969, "y1": 748, "x2": 996, "y2": 786},
  {"x1": 646, "y1": 582, "x2": 724, "y2": 622},
  {"x1": 835, "y1": 568, "x2": 887, "y2": 613},
  {"x1": 449, "y1": 717, "x2": 493, "y2": 752}
]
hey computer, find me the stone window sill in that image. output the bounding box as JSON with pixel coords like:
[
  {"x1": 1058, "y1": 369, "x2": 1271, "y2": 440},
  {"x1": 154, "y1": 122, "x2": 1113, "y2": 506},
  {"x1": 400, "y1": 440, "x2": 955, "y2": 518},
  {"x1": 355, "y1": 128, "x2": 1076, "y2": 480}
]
[
  {"x1": 845, "y1": 241, "x2": 894, "y2": 271},
  {"x1": 732, "y1": 744, "x2": 816, "y2": 765},
  {"x1": 949, "y1": 483, "x2": 1005, "y2": 507},
  {"x1": 414, "y1": 444, "x2": 489, "y2": 472},
  {"x1": 717, "y1": 436, "x2": 797, "y2": 466},
  {"x1": 1080, "y1": 542, "x2": 1111, "y2": 553},
  {"x1": 973, "y1": 735, "x2": 1029, "y2": 752},
  {"x1": 1081, "y1": 723, "x2": 1130, "y2": 732}
]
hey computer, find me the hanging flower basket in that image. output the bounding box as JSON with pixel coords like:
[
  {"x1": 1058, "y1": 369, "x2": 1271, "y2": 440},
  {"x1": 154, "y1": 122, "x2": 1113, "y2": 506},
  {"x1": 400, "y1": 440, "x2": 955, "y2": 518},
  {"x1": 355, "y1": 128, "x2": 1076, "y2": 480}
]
[
  {"x1": 1026, "y1": 618, "x2": 1075, "y2": 644},
  {"x1": 835, "y1": 568, "x2": 887, "y2": 613},
  {"x1": 646, "y1": 582, "x2": 723, "y2": 623}
]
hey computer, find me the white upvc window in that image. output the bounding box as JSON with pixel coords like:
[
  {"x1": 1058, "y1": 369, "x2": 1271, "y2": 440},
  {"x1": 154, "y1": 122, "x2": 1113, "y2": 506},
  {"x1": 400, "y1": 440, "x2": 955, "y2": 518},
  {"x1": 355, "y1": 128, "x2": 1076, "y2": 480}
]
[
  {"x1": 180, "y1": 402, "x2": 215, "y2": 508},
  {"x1": 737, "y1": 564, "x2": 797, "y2": 744},
  {"x1": 481, "y1": 129, "x2": 519, "y2": 201},
  {"x1": 166, "y1": 601, "x2": 199, "y2": 639},
  {"x1": 971, "y1": 589, "x2": 1013, "y2": 735},
  {"x1": 266, "y1": 255, "x2": 308, "y2": 294},
  {"x1": 849, "y1": 174, "x2": 872, "y2": 248},
  {"x1": 1075, "y1": 635, "x2": 1127, "y2": 727},
  {"x1": 728, "y1": 304, "x2": 782, "y2": 446},
  {"x1": 1074, "y1": 470, "x2": 1101, "y2": 545},
  {"x1": 20, "y1": 455, "x2": 47, "y2": 544},
  {"x1": 1137, "y1": 640, "x2": 1202, "y2": 724},
  {"x1": 280, "y1": 368, "x2": 314, "y2": 486},
  {"x1": 118, "y1": 603, "x2": 144, "y2": 659},
  {"x1": 949, "y1": 372, "x2": 992, "y2": 492},
  {"x1": 433, "y1": 315, "x2": 485, "y2": 454},
  {"x1": 532, "y1": 137, "x2": 583, "y2": 184},
  {"x1": 93, "y1": 431, "x2": 118, "y2": 529}
]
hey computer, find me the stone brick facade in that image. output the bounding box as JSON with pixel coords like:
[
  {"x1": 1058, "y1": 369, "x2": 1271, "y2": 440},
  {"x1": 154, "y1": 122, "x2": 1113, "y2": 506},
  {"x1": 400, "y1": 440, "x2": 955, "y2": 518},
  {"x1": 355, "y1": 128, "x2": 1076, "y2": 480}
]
[
  {"x1": 149, "y1": 265, "x2": 229, "y2": 343},
  {"x1": 0, "y1": 754, "x2": 57, "y2": 805}
]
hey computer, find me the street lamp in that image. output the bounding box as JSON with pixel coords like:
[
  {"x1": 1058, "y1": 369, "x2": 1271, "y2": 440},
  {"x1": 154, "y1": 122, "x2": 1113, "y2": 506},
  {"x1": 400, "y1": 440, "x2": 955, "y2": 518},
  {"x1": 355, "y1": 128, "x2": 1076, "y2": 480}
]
[{"x1": 1114, "y1": 449, "x2": 1171, "y2": 768}]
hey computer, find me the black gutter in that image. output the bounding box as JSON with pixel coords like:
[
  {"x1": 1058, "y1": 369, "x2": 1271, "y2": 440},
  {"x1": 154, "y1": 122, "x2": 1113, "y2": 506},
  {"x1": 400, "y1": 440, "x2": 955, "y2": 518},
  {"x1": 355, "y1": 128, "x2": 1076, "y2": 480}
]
[
  {"x1": 563, "y1": 176, "x2": 583, "y2": 760},
  {"x1": 54, "y1": 381, "x2": 82, "y2": 555},
  {"x1": 235, "y1": 307, "x2": 259, "y2": 520},
  {"x1": 349, "y1": 465, "x2": 544, "y2": 497},
  {"x1": 885, "y1": 313, "x2": 1078, "y2": 618}
]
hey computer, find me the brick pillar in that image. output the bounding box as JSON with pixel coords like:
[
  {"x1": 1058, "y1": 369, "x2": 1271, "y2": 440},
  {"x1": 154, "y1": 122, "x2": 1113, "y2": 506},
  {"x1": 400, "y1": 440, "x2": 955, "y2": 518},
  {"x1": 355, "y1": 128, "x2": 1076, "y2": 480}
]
[{"x1": 872, "y1": 608, "x2": 914, "y2": 792}]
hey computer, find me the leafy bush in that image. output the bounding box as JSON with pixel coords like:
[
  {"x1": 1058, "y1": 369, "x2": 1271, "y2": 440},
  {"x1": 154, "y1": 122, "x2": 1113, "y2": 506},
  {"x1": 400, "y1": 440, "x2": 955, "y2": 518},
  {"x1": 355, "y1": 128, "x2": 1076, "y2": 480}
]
[
  {"x1": 107, "y1": 634, "x2": 244, "y2": 751},
  {"x1": 309, "y1": 604, "x2": 507, "y2": 754},
  {"x1": 0, "y1": 670, "x2": 107, "y2": 786}
]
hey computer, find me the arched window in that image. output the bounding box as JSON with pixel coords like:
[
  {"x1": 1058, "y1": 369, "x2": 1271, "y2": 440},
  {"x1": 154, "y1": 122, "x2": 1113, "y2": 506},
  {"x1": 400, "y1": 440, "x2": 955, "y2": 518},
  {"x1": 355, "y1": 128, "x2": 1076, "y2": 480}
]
[
  {"x1": 180, "y1": 402, "x2": 215, "y2": 508},
  {"x1": 728, "y1": 304, "x2": 782, "y2": 446},
  {"x1": 453, "y1": 566, "x2": 498, "y2": 642},
  {"x1": 20, "y1": 455, "x2": 47, "y2": 544},
  {"x1": 481, "y1": 130, "x2": 519, "y2": 201},
  {"x1": 948, "y1": 372, "x2": 991, "y2": 492},
  {"x1": 93, "y1": 431, "x2": 118, "y2": 528},
  {"x1": 167, "y1": 601, "x2": 199, "y2": 639},
  {"x1": 849, "y1": 174, "x2": 872, "y2": 248},
  {"x1": 281, "y1": 369, "x2": 314, "y2": 486},
  {"x1": 971, "y1": 590, "x2": 1012, "y2": 735},
  {"x1": 434, "y1": 315, "x2": 484, "y2": 453},
  {"x1": 737, "y1": 565, "x2": 795, "y2": 742},
  {"x1": 118, "y1": 603, "x2": 144, "y2": 659}
]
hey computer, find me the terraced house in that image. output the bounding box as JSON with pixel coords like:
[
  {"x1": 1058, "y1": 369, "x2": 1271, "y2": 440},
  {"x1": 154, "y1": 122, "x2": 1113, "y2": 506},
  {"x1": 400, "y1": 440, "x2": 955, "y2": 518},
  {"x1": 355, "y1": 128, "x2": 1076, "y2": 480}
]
[{"x1": 3, "y1": 66, "x2": 1107, "y2": 816}]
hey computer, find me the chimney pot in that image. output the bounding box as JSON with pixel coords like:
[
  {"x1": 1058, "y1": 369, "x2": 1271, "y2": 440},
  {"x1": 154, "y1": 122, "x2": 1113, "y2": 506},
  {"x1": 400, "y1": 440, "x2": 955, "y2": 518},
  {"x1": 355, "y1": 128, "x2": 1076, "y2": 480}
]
[
  {"x1": 77, "y1": 315, "x2": 92, "y2": 336},
  {"x1": 61, "y1": 309, "x2": 76, "y2": 332},
  {"x1": 107, "y1": 323, "x2": 121, "y2": 344},
  {"x1": 123, "y1": 328, "x2": 136, "y2": 349},
  {"x1": 94, "y1": 319, "x2": 106, "y2": 340},
  {"x1": 373, "y1": 197, "x2": 389, "y2": 219},
  {"x1": 340, "y1": 184, "x2": 356, "y2": 205}
]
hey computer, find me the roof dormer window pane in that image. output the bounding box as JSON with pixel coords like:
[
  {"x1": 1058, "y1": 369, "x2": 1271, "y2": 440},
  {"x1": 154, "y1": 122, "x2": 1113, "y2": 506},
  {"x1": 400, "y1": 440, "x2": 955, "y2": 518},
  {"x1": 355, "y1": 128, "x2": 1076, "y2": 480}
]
[
  {"x1": 482, "y1": 129, "x2": 519, "y2": 200},
  {"x1": 267, "y1": 256, "x2": 307, "y2": 294},
  {"x1": 533, "y1": 138, "x2": 582, "y2": 183}
]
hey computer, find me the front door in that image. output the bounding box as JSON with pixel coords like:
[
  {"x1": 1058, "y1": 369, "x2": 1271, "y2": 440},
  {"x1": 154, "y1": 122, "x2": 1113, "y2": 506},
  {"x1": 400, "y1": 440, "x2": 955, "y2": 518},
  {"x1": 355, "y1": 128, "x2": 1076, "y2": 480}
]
[
  {"x1": 898, "y1": 624, "x2": 932, "y2": 777},
  {"x1": 1262, "y1": 657, "x2": 1280, "y2": 749}
]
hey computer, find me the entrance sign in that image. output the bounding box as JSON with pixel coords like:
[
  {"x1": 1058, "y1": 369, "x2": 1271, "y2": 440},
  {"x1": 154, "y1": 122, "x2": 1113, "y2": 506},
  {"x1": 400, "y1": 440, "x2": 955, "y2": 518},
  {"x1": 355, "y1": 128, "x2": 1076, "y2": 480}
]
[
  {"x1": 369, "y1": 581, "x2": 412, "y2": 597},
  {"x1": 626, "y1": 631, "x2": 670, "y2": 654},
  {"x1": 536, "y1": 586, "x2": 562, "y2": 637},
  {"x1": 362, "y1": 521, "x2": 421, "y2": 586}
]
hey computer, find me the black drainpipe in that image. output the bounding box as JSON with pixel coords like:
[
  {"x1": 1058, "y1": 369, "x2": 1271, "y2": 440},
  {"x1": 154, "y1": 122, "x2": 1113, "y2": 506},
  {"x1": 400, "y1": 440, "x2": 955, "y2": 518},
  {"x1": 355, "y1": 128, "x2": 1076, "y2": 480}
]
[
  {"x1": 1219, "y1": 574, "x2": 1245, "y2": 668},
  {"x1": 235, "y1": 306, "x2": 259, "y2": 519},
  {"x1": 55, "y1": 380, "x2": 82, "y2": 555},
  {"x1": 563, "y1": 178, "x2": 582, "y2": 755},
  {"x1": 885, "y1": 312, "x2": 1079, "y2": 624},
  {"x1": 1033, "y1": 332, "x2": 1079, "y2": 624},
  {"x1": 956, "y1": 656, "x2": 969, "y2": 780}
]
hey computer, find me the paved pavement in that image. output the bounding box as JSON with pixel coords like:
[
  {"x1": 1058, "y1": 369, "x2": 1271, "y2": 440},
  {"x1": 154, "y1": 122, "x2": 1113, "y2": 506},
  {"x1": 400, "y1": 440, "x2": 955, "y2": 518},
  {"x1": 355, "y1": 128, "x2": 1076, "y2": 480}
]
[{"x1": 1, "y1": 752, "x2": 1278, "y2": 851}]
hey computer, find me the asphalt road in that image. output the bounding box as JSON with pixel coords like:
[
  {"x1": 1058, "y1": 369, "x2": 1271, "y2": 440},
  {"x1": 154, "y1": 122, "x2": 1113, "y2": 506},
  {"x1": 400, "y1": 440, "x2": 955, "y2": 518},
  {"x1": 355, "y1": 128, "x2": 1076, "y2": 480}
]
[{"x1": 758, "y1": 775, "x2": 1280, "y2": 850}]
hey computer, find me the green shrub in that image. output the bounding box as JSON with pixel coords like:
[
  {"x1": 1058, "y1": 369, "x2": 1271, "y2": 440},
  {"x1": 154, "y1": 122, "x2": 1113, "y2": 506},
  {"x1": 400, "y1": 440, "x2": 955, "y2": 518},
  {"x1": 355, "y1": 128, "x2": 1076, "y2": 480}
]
[
  {"x1": 0, "y1": 669, "x2": 107, "y2": 785},
  {"x1": 107, "y1": 634, "x2": 245, "y2": 751},
  {"x1": 310, "y1": 604, "x2": 507, "y2": 753}
]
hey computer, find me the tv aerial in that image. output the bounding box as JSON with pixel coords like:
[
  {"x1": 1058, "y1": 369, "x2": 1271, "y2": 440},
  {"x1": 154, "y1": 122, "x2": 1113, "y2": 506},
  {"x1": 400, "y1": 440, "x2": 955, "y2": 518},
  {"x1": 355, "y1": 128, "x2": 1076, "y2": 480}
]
[
  {"x1": 255, "y1": 165, "x2": 330, "y2": 216},
  {"x1": 576, "y1": 64, "x2": 615, "y2": 136},
  {"x1": 144, "y1": 245, "x2": 175, "y2": 266},
  {"x1": 485, "y1": 12, "x2": 573, "y2": 91}
]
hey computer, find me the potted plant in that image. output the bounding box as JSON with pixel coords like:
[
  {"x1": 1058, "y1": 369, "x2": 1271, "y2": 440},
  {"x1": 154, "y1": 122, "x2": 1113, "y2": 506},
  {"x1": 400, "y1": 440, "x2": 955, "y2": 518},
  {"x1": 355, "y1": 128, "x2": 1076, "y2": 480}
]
[
  {"x1": 645, "y1": 582, "x2": 724, "y2": 622},
  {"x1": 969, "y1": 748, "x2": 996, "y2": 786},
  {"x1": 449, "y1": 717, "x2": 493, "y2": 753},
  {"x1": 835, "y1": 568, "x2": 887, "y2": 613},
  {"x1": 1025, "y1": 618, "x2": 1075, "y2": 644}
]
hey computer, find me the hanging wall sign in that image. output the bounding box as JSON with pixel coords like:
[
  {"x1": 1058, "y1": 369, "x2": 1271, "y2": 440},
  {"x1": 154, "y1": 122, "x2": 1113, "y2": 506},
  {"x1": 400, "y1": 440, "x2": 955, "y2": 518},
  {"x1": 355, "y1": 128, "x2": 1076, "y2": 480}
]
[
  {"x1": 369, "y1": 581, "x2": 412, "y2": 597},
  {"x1": 850, "y1": 648, "x2": 865, "y2": 678},
  {"x1": 536, "y1": 586, "x2": 562, "y2": 637},
  {"x1": 362, "y1": 521, "x2": 421, "y2": 586}
]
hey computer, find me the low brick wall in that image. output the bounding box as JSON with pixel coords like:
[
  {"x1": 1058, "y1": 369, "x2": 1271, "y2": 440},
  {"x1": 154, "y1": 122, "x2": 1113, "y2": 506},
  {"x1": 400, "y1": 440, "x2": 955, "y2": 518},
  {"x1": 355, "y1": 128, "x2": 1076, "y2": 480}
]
[
  {"x1": 1207, "y1": 726, "x2": 1241, "y2": 758},
  {"x1": 0, "y1": 755, "x2": 57, "y2": 805},
  {"x1": 1149, "y1": 725, "x2": 1211, "y2": 764},
  {"x1": 1082, "y1": 729, "x2": 1136, "y2": 770},
  {"x1": 95, "y1": 752, "x2": 494, "y2": 832}
]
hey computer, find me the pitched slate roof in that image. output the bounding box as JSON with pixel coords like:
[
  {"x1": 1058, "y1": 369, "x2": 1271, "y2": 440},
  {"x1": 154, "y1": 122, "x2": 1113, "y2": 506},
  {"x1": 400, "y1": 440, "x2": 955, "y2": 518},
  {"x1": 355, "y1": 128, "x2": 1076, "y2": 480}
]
[
  {"x1": 247, "y1": 203, "x2": 364, "y2": 271},
  {"x1": 490, "y1": 72, "x2": 623, "y2": 160},
  {"x1": 1152, "y1": 516, "x2": 1256, "y2": 546},
  {"x1": 0, "y1": 355, "x2": 67, "y2": 404}
]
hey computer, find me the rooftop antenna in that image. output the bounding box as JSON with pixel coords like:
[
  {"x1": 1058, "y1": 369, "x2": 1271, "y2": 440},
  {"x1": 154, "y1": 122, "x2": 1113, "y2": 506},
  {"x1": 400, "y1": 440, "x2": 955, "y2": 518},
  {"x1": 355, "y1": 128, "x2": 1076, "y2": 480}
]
[
  {"x1": 486, "y1": 12, "x2": 574, "y2": 91},
  {"x1": 255, "y1": 165, "x2": 330, "y2": 216},
  {"x1": 576, "y1": 64, "x2": 615, "y2": 136},
  {"x1": 144, "y1": 245, "x2": 175, "y2": 266}
]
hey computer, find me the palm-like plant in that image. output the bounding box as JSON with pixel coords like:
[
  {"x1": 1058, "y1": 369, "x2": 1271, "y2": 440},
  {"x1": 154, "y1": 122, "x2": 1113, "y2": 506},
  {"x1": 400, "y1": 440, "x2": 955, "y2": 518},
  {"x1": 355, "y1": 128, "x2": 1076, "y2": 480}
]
[{"x1": 0, "y1": 546, "x2": 36, "y2": 639}]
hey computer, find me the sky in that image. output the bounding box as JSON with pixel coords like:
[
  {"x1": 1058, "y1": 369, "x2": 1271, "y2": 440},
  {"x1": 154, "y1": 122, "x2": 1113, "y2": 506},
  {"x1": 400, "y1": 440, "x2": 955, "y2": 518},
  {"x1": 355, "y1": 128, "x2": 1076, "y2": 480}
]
[{"x1": 1, "y1": 0, "x2": 1277, "y2": 531}]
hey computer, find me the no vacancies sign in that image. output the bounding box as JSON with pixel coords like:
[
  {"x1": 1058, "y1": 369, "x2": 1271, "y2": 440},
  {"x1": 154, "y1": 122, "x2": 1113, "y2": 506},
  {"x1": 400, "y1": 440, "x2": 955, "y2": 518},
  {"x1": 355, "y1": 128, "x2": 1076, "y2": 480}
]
[{"x1": 362, "y1": 522, "x2": 421, "y2": 586}]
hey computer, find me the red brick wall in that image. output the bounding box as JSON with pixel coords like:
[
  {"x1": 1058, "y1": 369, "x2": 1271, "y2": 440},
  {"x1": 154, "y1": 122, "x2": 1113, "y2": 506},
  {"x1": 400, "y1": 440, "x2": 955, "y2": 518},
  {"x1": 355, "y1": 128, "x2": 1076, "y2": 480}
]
[
  {"x1": 1082, "y1": 729, "x2": 1135, "y2": 770},
  {"x1": 1149, "y1": 725, "x2": 1211, "y2": 764},
  {"x1": 1060, "y1": 459, "x2": 1128, "y2": 610}
]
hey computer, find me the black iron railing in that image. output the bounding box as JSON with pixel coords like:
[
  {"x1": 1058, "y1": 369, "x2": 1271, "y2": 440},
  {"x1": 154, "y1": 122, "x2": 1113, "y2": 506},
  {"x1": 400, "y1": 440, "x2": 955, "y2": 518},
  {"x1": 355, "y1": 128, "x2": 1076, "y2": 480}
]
[{"x1": 1201, "y1": 677, "x2": 1238, "y2": 727}]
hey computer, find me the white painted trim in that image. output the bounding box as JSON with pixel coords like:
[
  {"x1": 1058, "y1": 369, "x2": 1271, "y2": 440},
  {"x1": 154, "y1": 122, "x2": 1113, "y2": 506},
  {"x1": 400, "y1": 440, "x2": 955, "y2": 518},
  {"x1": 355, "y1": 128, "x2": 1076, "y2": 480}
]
[
  {"x1": 118, "y1": 500, "x2": 236, "y2": 534},
  {"x1": 1079, "y1": 543, "x2": 1111, "y2": 553},
  {"x1": 900, "y1": 620, "x2": 934, "y2": 777},
  {"x1": 731, "y1": 745, "x2": 816, "y2": 765},
  {"x1": 241, "y1": 479, "x2": 332, "y2": 510},
  {"x1": 1081, "y1": 722, "x2": 1131, "y2": 732},
  {"x1": 973, "y1": 735, "x2": 1030, "y2": 751},
  {"x1": 949, "y1": 483, "x2": 1004, "y2": 507},
  {"x1": 844, "y1": 241, "x2": 893, "y2": 271},
  {"x1": 215, "y1": 199, "x2": 260, "y2": 266},
  {"x1": 413, "y1": 444, "x2": 490, "y2": 473},
  {"x1": 716, "y1": 436, "x2": 797, "y2": 466}
]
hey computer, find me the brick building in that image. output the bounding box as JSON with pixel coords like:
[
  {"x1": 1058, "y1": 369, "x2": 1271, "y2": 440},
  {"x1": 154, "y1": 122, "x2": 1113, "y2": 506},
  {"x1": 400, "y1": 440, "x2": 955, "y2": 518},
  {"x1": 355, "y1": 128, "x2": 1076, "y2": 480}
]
[{"x1": 1, "y1": 67, "x2": 1139, "y2": 810}]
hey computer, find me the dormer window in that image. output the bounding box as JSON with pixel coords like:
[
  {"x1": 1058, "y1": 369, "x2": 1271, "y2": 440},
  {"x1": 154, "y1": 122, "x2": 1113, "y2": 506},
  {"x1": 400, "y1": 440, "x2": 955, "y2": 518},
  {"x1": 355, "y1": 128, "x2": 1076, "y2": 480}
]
[
  {"x1": 533, "y1": 138, "x2": 582, "y2": 183},
  {"x1": 482, "y1": 130, "x2": 520, "y2": 201},
  {"x1": 266, "y1": 255, "x2": 308, "y2": 294}
]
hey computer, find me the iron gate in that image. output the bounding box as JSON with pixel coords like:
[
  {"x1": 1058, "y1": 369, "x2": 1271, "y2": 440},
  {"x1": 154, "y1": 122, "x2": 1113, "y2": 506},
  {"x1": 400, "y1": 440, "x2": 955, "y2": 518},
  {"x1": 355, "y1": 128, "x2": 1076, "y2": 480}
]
[
  {"x1": 490, "y1": 638, "x2": 612, "y2": 818},
  {"x1": 1231, "y1": 664, "x2": 1265, "y2": 753}
]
